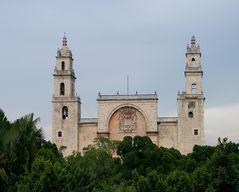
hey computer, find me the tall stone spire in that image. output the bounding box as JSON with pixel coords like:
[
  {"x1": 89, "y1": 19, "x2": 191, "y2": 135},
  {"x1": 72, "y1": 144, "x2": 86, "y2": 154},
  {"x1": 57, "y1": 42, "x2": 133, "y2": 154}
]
[{"x1": 62, "y1": 33, "x2": 67, "y2": 47}]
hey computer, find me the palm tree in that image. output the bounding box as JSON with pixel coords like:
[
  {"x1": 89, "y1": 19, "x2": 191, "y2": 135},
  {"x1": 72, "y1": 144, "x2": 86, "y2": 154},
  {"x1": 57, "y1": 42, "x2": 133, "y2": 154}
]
[
  {"x1": 10, "y1": 113, "x2": 43, "y2": 174},
  {"x1": 0, "y1": 110, "x2": 10, "y2": 190},
  {"x1": 0, "y1": 110, "x2": 43, "y2": 190},
  {"x1": 0, "y1": 110, "x2": 10, "y2": 151}
]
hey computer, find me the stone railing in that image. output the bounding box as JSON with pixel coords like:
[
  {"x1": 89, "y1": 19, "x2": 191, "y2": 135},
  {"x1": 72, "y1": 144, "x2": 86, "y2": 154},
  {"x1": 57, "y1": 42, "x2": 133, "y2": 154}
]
[{"x1": 97, "y1": 93, "x2": 158, "y2": 100}]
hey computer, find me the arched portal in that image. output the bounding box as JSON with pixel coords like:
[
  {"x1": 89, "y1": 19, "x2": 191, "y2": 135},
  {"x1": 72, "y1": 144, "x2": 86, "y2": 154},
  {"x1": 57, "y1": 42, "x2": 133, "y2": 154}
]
[{"x1": 108, "y1": 106, "x2": 147, "y2": 141}]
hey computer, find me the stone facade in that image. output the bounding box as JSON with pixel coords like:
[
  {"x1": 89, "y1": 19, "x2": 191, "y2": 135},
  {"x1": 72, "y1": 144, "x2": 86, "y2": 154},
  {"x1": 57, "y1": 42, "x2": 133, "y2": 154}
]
[{"x1": 52, "y1": 35, "x2": 205, "y2": 156}]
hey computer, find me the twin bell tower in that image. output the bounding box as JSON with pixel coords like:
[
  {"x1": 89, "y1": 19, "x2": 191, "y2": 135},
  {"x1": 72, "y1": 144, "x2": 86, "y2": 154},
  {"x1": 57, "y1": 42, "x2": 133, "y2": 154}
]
[{"x1": 52, "y1": 35, "x2": 205, "y2": 156}]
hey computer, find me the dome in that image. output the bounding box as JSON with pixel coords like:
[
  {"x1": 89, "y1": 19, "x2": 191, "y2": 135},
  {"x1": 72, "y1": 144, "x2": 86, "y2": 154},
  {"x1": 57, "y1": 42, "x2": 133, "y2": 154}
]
[
  {"x1": 57, "y1": 47, "x2": 72, "y2": 57},
  {"x1": 57, "y1": 35, "x2": 72, "y2": 57}
]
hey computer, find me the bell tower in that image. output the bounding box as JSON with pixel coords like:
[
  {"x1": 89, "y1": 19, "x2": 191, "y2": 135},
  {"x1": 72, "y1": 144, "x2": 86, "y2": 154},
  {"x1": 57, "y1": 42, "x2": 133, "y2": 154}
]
[
  {"x1": 177, "y1": 36, "x2": 205, "y2": 154},
  {"x1": 52, "y1": 34, "x2": 81, "y2": 156}
]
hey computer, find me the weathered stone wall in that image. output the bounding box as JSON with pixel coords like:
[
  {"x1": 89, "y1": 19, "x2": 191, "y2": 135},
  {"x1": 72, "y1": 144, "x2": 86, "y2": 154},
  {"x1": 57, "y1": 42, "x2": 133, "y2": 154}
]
[
  {"x1": 52, "y1": 98, "x2": 80, "y2": 156},
  {"x1": 177, "y1": 96, "x2": 205, "y2": 154},
  {"x1": 158, "y1": 121, "x2": 178, "y2": 149},
  {"x1": 78, "y1": 123, "x2": 98, "y2": 153}
]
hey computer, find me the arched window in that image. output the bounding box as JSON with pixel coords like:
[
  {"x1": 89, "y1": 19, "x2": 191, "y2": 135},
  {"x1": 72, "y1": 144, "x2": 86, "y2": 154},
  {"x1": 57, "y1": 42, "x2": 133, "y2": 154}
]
[
  {"x1": 192, "y1": 58, "x2": 196, "y2": 67},
  {"x1": 188, "y1": 111, "x2": 194, "y2": 118},
  {"x1": 60, "y1": 83, "x2": 65, "y2": 96},
  {"x1": 58, "y1": 131, "x2": 62, "y2": 138},
  {"x1": 62, "y1": 106, "x2": 68, "y2": 119},
  {"x1": 191, "y1": 83, "x2": 197, "y2": 94},
  {"x1": 188, "y1": 101, "x2": 195, "y2": 118},
  {"x1": 61, "y1": 61, "x2": 65, "y2": 70}
]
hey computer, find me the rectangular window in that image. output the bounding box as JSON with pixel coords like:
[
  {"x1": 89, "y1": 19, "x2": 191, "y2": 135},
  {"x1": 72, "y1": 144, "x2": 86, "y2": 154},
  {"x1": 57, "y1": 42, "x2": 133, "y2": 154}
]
[
  {"x1": 58, "y1": 131, "x2": 62, "y2": 138},
  {"x1": 193, "y1": 129, "x2": 199, "y2": 136}
]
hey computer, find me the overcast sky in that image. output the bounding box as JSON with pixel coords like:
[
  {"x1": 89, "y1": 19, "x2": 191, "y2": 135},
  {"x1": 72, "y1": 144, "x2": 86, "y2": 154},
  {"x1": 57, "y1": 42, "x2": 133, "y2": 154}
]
[{"x1": 1, "y1": 0, "x2": 239, "y2": 145}]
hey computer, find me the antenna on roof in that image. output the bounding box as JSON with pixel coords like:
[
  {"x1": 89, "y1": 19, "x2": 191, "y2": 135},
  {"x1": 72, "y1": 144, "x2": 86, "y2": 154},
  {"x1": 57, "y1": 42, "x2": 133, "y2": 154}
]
[{"x1": 127, "y1": 74, "x2": 129, "y2": 95}]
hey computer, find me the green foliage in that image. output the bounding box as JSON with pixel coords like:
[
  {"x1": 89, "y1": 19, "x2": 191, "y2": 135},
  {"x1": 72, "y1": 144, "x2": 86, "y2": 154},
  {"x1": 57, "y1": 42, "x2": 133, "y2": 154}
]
[
  {"x1": 92, "y1": 136, "x2": 120, "y2": 156},
  {"x1": 17, "y1": 158, "x2": 66, "y2": 192},
  {"x1": 206, "y1": 138, "x2": 239, "y2": 191},
  {"x1": 189, "y1": 144, "x2": 215, "y2": 165},
  {"x1": 0, "y1": 111, "x2": 44, "y2": 191},
  {"x1": 166, "y1": 169, "x2": 194, "y2": 192},
  {"x1": 1, "y1": 109, "x2": 239, "y2": 191}
]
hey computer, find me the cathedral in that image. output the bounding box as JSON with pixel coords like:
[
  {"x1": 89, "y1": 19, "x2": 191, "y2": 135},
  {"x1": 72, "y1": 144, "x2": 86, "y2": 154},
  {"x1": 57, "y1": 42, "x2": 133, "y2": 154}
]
[{"x1": 52, "y1": 36, "x2": 205, "y2": 156}]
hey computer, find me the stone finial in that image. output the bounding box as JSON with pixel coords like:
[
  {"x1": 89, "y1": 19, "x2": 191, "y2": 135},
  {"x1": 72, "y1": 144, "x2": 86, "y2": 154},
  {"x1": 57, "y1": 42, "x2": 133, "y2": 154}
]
[
  {"x1": 63, "y1": 33, "x2": 67, "y2": 47},
  {"x1": 191, "y1": 35, "x2": 196, "y2": 47}
]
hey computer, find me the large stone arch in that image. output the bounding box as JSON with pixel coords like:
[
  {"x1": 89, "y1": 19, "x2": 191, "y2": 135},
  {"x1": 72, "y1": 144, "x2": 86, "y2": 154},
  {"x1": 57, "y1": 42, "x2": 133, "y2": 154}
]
[
  {"x1": 108, "y1": 105, "x2": 147, "y2": 141},
  {"x1": 106, "y1": 104, "x2": 148, "y2": 128}
]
